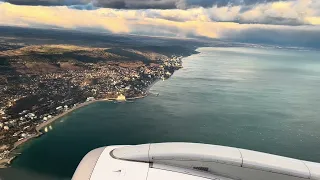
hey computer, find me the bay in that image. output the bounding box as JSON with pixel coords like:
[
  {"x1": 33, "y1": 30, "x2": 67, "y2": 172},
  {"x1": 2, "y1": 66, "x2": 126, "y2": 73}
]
[{"x1": 11, "y1": 47, "x2": 320, "y2": 179}]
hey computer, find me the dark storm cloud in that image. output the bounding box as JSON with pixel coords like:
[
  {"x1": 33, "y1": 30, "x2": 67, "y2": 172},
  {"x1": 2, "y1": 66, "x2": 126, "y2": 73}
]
[
  {"x1": 95, "y1": 0, "x2": 176, "y2": 9},
  {"x1": 68, "y1": 2, "x2": 98, "y2": 9},
  {"x1": 2, "y1": 0, "x2": 291, "y2": 9},
  {"x1": 176, "y1": 0, "x2": 289, "y2": 8},
  {"x1": 2, "y1": 0, "x2": 90, "y2": 6}
]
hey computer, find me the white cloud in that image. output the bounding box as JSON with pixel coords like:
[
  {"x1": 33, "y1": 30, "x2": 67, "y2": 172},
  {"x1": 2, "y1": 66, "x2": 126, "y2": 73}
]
[{"x1": 0, "y1": 0, "x2": 320, "y2": 40}]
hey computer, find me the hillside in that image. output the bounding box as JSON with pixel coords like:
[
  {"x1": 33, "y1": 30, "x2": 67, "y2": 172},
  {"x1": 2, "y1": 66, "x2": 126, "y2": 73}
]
[{"x1": 0, "y1": 44, "x2": 169, "y2": 75}]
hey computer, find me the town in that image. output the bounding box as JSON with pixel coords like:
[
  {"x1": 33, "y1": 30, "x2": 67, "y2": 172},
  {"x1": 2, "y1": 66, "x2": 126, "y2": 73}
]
[{"x1": 0, "y1": 44, "x2": 183, "y2": 166}]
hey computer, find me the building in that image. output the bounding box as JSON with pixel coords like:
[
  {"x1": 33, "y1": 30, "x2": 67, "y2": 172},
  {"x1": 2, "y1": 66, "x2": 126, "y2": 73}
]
[
  {"x1": 56, "y1": 106, "x2": 63, "y2": 110},
  {"x1": 86, "y1": 97, "x2": 95, "y2": 102},
  {"x1": 116, "y1": 94, "x2": 126, "y2": 101},
  {"x1": 26, "y1": 113, "x2": 35, "y2": 119}
]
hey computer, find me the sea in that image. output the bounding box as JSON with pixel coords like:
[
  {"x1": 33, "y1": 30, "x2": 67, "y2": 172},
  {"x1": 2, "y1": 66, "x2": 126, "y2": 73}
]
[{"x1": 9, "y1": 46, "x2": 320, "y2": 179}]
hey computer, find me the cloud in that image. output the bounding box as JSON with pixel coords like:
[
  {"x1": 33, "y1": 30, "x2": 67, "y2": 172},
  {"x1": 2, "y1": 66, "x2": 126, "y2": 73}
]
[
  {"x1": 94, "y1": 0, "x2": 178, "y2": 9},
  {"x1": 0, "y1": 1, "x2": 320, "y2": 48},
  {"x1": 200, "y1": 1, "x2": 320, "y2": 26},
  {"x1": 0, "y1": 2, "x2": 130, "y2": 33},
  {"x1": 2, "y1": 0, "x2": 90, "y2": 6},
  {"x1": 68, "y1": 2, "x2": 98, "y2": 10},
  {"x1": 2, "y1": 0, "x2": 292, "y2": 9},
  {"x1": 104, "y1": 0, "x2": 320, "y2": 26}
]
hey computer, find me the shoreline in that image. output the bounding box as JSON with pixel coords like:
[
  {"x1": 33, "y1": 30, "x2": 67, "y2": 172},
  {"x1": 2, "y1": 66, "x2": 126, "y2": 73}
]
[
  {"x1": 35, "y1": 99, "x2": 110, "y2": 132},
  {"x1": 0, "y1": 53, "x2": 187, "y2": 168},
  {"x1": 36, "y1": 79, "x2": 161, "y2": 131},
  {"x1": 0, "y1": 99, "x2": 113, "y2": 168},
  {"x1": 0, "y1": 78, "x2": 164, "y2": 168}
]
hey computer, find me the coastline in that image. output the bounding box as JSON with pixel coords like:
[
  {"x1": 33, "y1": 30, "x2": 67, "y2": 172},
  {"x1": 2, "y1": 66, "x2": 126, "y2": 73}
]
[
  {"x1": 0, "y1": 99, "x2": 110, "y2": 168},
  {"x1": 0, "y1": 53, "x2": 188, "y2": 168},
  {"x1": 36, "y1": 79, "x2": 161, "y2": 132},
  {"x1": 35, "y1": 99, "x2": 109, "y2": 132},
  {"x1": 0, "y1": 78, "x2": 164, "y2": 168}
]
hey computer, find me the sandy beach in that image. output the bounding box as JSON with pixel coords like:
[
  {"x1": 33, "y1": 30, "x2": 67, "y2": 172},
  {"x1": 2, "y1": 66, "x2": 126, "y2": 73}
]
[
  {"x1": 33, "y1": 78, "x2": 162, "y2": 134},
  {"x1": 35, "y1": 99, "x2": 107, "y2": 132},
  {"x1": 35, "y1": 92, "x2": 152, "y2": 132}
]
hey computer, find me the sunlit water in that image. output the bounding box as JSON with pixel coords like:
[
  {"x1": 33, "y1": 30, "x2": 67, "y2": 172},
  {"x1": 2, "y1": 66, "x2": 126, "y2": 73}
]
[{"x1": 11, "y1": 47, "x2": 320, "y2": 179}]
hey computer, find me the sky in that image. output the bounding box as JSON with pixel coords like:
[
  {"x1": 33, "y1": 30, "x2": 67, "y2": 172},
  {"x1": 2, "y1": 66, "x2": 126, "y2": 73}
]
[{"x1": 0, "y1": 0, "x2": 320, "y2": 47}]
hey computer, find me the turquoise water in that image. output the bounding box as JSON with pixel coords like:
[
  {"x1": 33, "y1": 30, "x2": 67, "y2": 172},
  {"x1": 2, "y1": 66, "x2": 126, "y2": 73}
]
[{"x1": 12, "y1": 47, "x2": 320, "y2": 179}]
